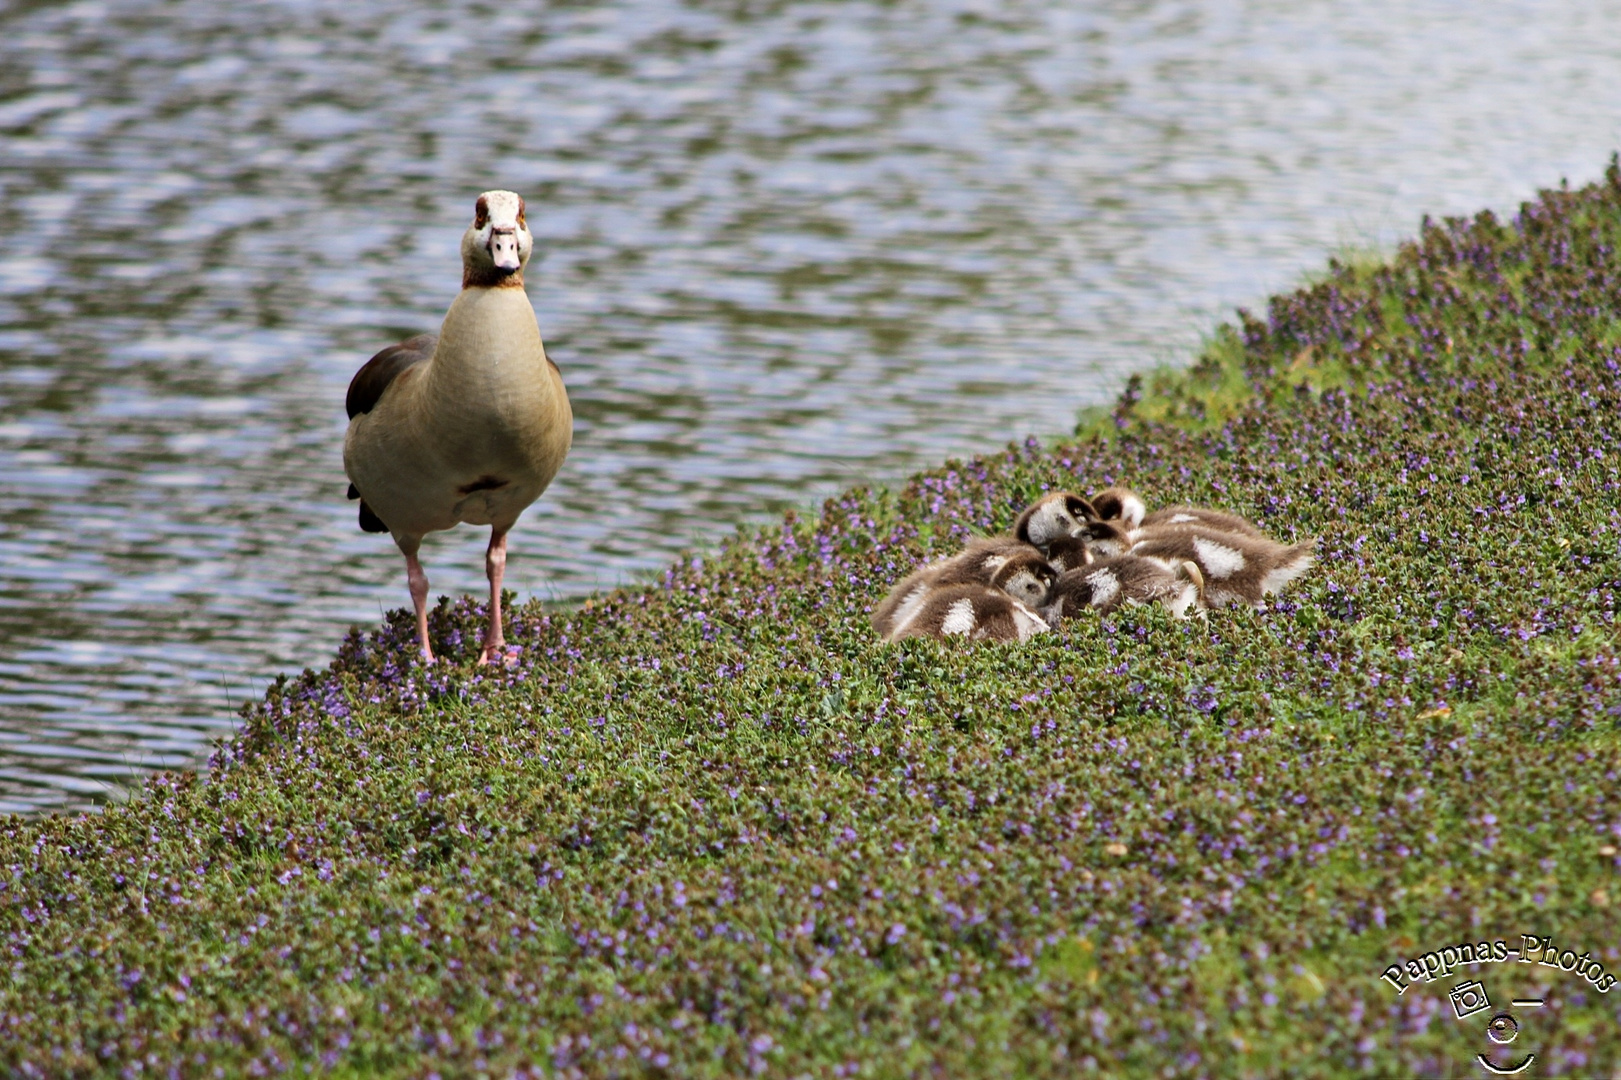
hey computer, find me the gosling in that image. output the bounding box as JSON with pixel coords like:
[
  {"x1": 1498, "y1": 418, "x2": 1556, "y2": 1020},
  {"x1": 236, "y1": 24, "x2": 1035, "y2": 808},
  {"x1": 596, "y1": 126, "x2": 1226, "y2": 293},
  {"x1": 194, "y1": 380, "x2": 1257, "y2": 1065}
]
[
  {"x1": 1012, "y1": 491, "x2": 1098, "y2": 551},
  {"x1": 1088, "y1": 486, "x2": 1148, "y2": 529},
  {"x1": 873, "y1": 541, "x2": 1055, "y2": 639},
  {"x1": 1044, "y1": 556, "x2": 1207, "y2": 621},
  {"x1": 886, "y1": 584, "x2": 1051, "y2": 644},
  {"x1": 1128, "y1": 526, "x2": 1315, "y2": 607},
  {"x1": 1043, "y1": 535, "x2": 1094, "y2": 572}
]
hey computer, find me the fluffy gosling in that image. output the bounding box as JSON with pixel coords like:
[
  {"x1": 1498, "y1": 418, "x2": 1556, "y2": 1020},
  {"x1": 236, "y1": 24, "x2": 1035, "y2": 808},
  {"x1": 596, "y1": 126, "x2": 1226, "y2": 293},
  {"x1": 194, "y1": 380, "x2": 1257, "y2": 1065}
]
[
  {"x1": 1044, "y1": 556, "x2": 1207, "y2": 621},
  {"x1": 1128, "y1": 526, "x2": 1315, "y2": 607},
  {"x1": 872, "y1": 539, "x2": 1054, "y2": 639},
  {"x1": 1012, "y1": 491, "x2": 1098, "y2": 550},
  {"x1": 886, "y1": 584, "x2": 1050, "y2": 644}
]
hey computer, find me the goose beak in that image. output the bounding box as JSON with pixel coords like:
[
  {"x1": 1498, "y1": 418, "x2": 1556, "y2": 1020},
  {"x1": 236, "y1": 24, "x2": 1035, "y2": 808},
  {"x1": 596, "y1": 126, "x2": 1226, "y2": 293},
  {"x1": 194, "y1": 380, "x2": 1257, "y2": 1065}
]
[{"x1": 488, "y1": 228, "x2": 522, "y2": 273}]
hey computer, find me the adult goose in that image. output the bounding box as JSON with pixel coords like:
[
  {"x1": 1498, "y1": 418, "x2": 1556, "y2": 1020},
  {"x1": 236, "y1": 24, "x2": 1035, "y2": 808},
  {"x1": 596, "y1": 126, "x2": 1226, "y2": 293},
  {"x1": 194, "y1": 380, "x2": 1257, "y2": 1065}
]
[{"x1": 343, "y1": 190, "x2": 573, "y2": 663}]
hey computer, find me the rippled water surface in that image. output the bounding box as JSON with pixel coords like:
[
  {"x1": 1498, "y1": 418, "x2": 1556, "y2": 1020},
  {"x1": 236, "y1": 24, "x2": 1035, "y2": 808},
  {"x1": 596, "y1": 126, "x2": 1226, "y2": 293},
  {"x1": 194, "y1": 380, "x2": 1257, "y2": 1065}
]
[{"x1": 1, "y1": 0, "x2": 1618, "y2": 813}]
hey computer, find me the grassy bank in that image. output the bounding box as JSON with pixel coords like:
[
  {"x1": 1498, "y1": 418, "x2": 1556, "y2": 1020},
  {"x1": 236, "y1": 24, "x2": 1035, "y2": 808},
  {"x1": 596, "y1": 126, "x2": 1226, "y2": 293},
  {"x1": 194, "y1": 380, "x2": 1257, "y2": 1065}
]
[{"x1": 6, "y1": 162, "x2": 1621, "y2": 1078}]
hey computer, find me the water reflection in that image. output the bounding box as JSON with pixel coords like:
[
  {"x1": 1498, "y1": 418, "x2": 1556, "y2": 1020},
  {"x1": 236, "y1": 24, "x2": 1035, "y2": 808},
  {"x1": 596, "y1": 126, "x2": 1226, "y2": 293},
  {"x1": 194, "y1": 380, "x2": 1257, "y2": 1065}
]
[{"x1": 0, "y1": 0, "x2": 1617, "y2": 813}]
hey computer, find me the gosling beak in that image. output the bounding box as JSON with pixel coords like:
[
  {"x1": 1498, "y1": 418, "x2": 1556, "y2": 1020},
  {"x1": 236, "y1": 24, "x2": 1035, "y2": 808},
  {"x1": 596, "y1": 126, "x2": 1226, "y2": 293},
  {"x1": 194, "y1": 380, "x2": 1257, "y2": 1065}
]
[{"x1": 488, "y1": 228, "x2": 522, "y2": 273}]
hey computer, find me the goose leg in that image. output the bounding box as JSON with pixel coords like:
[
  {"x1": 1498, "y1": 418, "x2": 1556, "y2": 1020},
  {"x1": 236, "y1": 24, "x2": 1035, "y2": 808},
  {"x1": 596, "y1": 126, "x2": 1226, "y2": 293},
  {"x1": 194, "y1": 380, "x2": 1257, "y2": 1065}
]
[
  {"x1": 402, "y1": 546, "x2": 434, "y2": 662},
  {"x1": 480, "y1": 527, "x2": 509, "y2": 665}
]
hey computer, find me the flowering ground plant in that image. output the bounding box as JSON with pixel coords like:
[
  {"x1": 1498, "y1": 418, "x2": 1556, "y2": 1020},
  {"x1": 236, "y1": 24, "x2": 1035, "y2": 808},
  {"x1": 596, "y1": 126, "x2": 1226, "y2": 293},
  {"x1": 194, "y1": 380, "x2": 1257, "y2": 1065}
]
[{"x1": 5, "y1": 162, "x2": 1621, "y2": 1077}]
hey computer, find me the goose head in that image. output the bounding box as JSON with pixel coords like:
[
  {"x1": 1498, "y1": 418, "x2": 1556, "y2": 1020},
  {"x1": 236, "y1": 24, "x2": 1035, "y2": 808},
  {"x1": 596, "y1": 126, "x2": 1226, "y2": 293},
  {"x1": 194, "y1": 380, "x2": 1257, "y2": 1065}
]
[
  {"x1": 1012, "y1": 491, "x2": 1097, "y2": 548},
  {"x1": 1079, "y1": 518, "x2": 1134, "y2": 559},
  {"x1": 990, "y1": 551, "x2": 1058, "y2": 609},
  {"x1": 462, "y1": 190, "x2": 533, "y2": 288},
  {"x1": 1044, "y1": 534, "x2": 1094, "y2": 571},
  {"x1": 1090, "y1": 486, "x2": 1147, "y2": 529}
]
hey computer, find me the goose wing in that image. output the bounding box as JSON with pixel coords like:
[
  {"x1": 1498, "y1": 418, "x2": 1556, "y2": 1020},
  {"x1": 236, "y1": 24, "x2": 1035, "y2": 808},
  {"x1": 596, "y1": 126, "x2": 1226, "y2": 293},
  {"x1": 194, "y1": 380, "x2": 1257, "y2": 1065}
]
[
  {"x1": 345, "y1": 333, "x2": 437, "y2": 419},
  {"x1": 344, "y1": 332, "x2": 438, "y2": 533}
]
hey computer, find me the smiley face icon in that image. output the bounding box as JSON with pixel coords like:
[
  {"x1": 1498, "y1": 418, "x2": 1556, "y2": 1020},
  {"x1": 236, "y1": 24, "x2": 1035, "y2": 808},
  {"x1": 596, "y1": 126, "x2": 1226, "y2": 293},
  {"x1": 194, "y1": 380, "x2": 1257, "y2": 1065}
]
[{"x1": 1475, "y1": 1001, "x2": 1541, "y2": 1075}]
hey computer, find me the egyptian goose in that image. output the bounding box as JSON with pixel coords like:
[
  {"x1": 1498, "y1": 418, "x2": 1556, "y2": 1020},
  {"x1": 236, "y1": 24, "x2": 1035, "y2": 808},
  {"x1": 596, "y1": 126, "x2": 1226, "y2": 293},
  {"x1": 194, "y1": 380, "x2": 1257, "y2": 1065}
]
[
  {"x1": 873, "y1": 538, "x2": 1054, "y2": 640},
  {"x1": 1127, "y1": 526, "x2": 1314, "y2": 607},
  {"x1": 1011, "y1": 491, "x2": 1098, "y2": 550},
  {"x1": 1045, "y1": 555, "x2": 1207, "y2": 621},
  {"x1": 886, "y1": 583, "x2": 1050, "y2": 644},
  {"x1": 343, "y1": 190, "x2": 572, "y2": 663}
]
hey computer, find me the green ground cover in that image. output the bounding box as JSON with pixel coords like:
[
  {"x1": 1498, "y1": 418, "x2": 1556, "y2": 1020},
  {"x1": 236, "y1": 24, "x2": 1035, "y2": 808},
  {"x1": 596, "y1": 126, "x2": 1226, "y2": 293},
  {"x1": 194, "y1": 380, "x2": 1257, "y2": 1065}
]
[{"x1": 6, "y1": 163, "x2": 1621, "y2": 1078}]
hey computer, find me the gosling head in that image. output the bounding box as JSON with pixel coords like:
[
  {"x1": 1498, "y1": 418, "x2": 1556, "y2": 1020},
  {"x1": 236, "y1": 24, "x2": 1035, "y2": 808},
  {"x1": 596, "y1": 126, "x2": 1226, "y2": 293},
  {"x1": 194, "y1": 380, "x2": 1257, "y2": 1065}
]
[
  {"x1": 1079, "y1": 519, "x2": 1134, "y2": 559},
  {"x1": 1044, "y1": 535, "x2": 1094, "y2": 572},
  {"x1": 1090, "y1": 486, "x2": 1147, "y2": 529},
  {"x1": 990, "y1": 552, "x2": 1058, "y2": 609},
  {"x1": 462, "y1": 190, "x2": 533, "y2": 288},
  {"x1": 1013, "y1": 491, "x2": 1097, "y2": 549}
]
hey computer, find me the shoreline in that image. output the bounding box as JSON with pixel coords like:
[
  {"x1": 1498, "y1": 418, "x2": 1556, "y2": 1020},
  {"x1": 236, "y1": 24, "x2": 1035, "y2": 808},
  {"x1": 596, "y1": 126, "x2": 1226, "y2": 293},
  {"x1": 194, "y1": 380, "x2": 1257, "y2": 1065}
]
[{"x1": 5, "y1": 161, "x2": 1621, "y2": 1076}]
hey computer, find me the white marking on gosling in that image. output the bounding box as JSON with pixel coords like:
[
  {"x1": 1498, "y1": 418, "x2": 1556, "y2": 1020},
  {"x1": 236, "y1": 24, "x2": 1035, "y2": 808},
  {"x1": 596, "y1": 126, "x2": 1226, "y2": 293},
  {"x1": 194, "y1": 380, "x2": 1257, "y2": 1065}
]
[
  {"x1": 1118, "y1": 491, "x2": 1147, "y2": 529},
  {"x1": 1031, "y1": 505, "x2": 1065, "y2": 543},
  {"x1": 1011, "y1": 603, "x2": 1048, "y2": 641},
  {"x1": 1163, "y1": 584, "x2": 1200, "y2": 619},
  {"x1": 1086, "y1": 568, "x2": 1120, "y2": 607},
  {"x1": 1192, "y1": 535, "x2": 1247, "y2": 579},
  {"x1": 1167, "y1": 513, "x2": 1198, "y2": 524},
  {"x1": 940, "y1": 597, "x2": 977, "y2": 635}
]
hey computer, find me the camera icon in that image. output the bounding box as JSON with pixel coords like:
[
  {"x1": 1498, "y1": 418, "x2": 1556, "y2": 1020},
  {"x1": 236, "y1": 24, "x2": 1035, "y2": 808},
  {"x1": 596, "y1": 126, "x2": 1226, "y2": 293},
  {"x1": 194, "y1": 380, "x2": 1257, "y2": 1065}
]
[{"x1": 1449, "y1": 980, "x2": 1492, "y2": 1019}]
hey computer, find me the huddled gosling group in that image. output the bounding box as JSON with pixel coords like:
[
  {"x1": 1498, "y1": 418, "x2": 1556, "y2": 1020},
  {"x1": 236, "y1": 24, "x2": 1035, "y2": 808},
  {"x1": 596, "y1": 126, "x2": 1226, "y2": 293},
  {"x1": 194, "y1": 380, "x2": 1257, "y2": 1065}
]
[{"x1": 873, "y1": 487, "x2": 1316, "y2": 643}]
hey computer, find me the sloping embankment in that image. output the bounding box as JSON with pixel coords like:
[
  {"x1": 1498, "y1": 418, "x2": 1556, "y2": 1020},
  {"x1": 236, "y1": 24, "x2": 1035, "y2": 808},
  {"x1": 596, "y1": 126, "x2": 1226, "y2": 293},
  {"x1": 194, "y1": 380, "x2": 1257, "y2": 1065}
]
[{"x1": 5, "y1": 163, "x2": 1621, "y2": 1077}]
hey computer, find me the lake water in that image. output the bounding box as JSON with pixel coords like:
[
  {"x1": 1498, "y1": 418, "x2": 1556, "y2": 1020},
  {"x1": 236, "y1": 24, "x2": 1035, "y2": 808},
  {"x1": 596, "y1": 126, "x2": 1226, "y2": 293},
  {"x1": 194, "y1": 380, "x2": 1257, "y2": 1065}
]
[{"x1": 1, "y1": 0, "x2": 1618, "y2": 814}]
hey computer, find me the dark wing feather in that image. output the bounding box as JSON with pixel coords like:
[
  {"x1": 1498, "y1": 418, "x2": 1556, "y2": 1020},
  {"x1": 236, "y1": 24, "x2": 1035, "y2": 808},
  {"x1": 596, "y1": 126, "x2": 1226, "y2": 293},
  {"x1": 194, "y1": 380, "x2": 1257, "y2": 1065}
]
[
  {"x1": 345, "y1": 333, "x2": 437, "y2": 419},
  {"x1": 358, "y1": 500, "x2": 389, "y2": 533}
]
